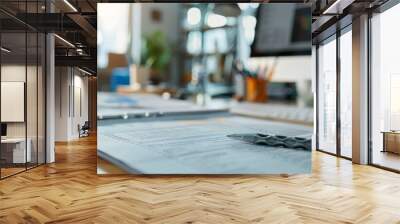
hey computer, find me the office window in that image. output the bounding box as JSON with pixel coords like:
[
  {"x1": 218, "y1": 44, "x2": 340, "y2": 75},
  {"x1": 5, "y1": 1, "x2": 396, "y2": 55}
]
[
  {"x1": 317, "y1": 36, "x2": 337, "y2": 154},
  {"x1": 339, "y1": 28, "x2": 352, "y2": 158},
  {"x1": 370, "y1": 3, "x2": 400, "y2": 171},
  {"x1": 187, "y1": 31, "x2": 202, "y2": 55},
  {"x1": 204, "y1": 28, "x2": 229, "y2": 54}
]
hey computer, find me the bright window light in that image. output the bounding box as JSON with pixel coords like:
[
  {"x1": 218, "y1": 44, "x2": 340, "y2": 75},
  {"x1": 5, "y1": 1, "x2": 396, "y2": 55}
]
[
  {"x1": 97, "y1": 31, "x2": 103, "y2": 45},
  {"x1": 249, "y1": 3, "x2": 259, "y2": 9},
  {"x1": 187, "y1": 31, "x2": 202, "y2": 54},
  {"x1": 97, "y1": 4, "x2": 129, "y2": 53},
  {"x1": 238, "y1": 3, "x2": 250, "y2": 11},
  {"x1": 187, "y1": 7, "x2": 201, "y2": 26},
  {"x1": 207, "y1": 13, "x2": 227, "y2": 28},
  {"x1": 239, "y1": 3, "x2": 259, "y2": 10},
  {"x1": 243, "y1": 15, "x2": 256, "y2": 28},
  {"x1": 243, "y1": 15, "x2": 257, "y2": 43}
]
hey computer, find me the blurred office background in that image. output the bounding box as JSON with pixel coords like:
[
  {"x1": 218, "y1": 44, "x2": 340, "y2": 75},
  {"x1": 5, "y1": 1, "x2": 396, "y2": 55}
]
[{"x1": 97, "y1": 3, "x2": 313, "y2": 125}]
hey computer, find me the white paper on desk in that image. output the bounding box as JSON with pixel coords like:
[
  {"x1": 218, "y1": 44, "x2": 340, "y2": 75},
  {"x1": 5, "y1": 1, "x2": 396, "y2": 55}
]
[{"x1": 98, "y1": 115, "x2": 312, "y2": 174}]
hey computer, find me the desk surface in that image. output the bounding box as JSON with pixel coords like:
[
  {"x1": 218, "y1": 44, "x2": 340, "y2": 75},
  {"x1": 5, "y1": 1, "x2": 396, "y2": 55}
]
[
  {"x1": 98, "y1": 112, "x2": 312, "y2": 174},
  {"x1": 1, "y1": 138, "x2": 27, "y2": 143},
  {"x1": 381, "y1": 131, "x2": 400, "y2": 134},
  {"x1": 98, "y1": 92, "x2": 313, "y2": 124}
]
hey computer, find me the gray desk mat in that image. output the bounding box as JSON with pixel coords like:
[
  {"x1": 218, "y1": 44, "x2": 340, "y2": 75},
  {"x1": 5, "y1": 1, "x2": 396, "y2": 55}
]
[{"x1": 98, "y1": 113, "x2": 312, "y2": 174}]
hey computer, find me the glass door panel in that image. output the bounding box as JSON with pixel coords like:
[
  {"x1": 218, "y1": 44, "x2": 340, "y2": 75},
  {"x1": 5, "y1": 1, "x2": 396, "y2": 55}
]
[
  {"x1": 0, "y1": 0, "x2": 46, "y2": 179},
  {"x1": 1, "y1": 31, "x2": 28, "y2": 177},
  {"x1": 370, "y1": 3, "x2": 400, "y2": 171},
  {"x1": 38, "y1": 33, "x2": 46, "y2": 165},
  {"x1": 317, "y1": 36, "x2": 337, "y2": 154},
  {"x1": 27, "y1": 31, "x2": 38, "y2": 169},
  {"x1": 339, "y1": 28, "x2": 352, "y2": 158}
]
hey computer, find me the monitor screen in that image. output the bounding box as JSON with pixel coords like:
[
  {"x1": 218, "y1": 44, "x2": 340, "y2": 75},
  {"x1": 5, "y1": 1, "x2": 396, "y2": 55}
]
[
  {"x1": 1, "y1": 123, "x2": 7, "y2": 137},
  {"x1": 251, "y1": 3, "x2": 311, "y2": 57}
]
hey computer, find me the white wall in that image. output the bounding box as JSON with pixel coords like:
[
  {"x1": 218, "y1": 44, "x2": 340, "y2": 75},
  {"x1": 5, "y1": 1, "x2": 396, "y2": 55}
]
[
  {"x1": 1, "y1": 65, "x2": 26, "y2": 81},
  {"x1": 55, "y1": 67, "x2": 69, "y2": 141},
  {"x1": 55, "y1": 67, "x2": 89, "y2": 141},
  {"x1": 248, "y1": 56, "x2": 311, "y2": 82},
  {"x1": 71, "y1": 74, "x2": 89, "y2": 138},
  {"x1": 248, "y1": 56, "x2": 312, "y2": 107}
]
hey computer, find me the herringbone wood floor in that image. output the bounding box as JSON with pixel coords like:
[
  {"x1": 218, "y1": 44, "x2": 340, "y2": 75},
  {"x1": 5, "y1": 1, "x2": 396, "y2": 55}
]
[{"x1": 1, "y1": 135, "x2": 400, "y2": 224}]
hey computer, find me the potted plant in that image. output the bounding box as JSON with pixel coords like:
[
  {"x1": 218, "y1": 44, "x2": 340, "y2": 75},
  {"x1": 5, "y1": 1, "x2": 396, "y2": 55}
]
[{"x1": 140, "y1": 31, "x2": 171, "y2": 85}]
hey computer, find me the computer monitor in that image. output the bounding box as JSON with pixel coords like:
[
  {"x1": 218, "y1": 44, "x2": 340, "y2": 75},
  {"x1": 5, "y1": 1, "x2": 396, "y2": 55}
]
[
  {"x1": 1, "y1": 123, "x2": 7, "y2": 137},
  {"x1": 251, "y1": 3, "x2": 311, "y2": 57}
]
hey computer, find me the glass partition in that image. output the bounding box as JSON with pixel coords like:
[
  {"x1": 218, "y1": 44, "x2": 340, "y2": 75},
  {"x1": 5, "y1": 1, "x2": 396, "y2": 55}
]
[
  {"x1": 370, "y1": 3, "x2": 400, "y2": 171},
  {"x1": 1, "y1": 30, "x2": 28, "y2": 177},
  {"x1": 38, "y1": 32, "x2": 46, "y2": 165},
  {"x1": 0, "y1": 1, "x2": 46, "y2": 179},
  {"x1": 27, "y1": 30, "x2": 38, "y2": 169},
  {"x1": 339, "y1": 28, "x2": 352, "y2": 158},
  {"x1": 317, "y1": 36, "x2": 337, "y2": 154}
]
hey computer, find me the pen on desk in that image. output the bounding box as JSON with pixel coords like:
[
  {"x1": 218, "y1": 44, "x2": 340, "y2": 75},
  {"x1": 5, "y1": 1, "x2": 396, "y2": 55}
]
[{"x1": 227, "y1": 133, "x2": 311, "y2": 151}]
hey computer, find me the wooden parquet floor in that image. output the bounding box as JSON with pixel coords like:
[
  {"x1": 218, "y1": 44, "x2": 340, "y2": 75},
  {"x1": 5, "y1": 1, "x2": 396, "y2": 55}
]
[{"x1": 1, "y1": 135, "x2": 400, "y2": 224}]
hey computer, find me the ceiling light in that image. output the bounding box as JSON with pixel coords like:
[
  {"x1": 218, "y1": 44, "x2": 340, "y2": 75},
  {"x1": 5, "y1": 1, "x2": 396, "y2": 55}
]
[
  {"x1": 76, "y1": 48, "x2": 85, "y2": 55},
  {"x1": 322, "y1": 0, "x2": 354, "y2": 15},
  {"x1": 54, "y1": 34, "x2": 75, "y2": 48},
  {"x1": 1, "y1": 47, "x2": 11, "y2": 53},
  {"x1": 78, "y1": 67, "x2": 93, "y2": 76},
  {"x1": 63, "y1": 0, "x2": 78, "y2": 12}
]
